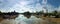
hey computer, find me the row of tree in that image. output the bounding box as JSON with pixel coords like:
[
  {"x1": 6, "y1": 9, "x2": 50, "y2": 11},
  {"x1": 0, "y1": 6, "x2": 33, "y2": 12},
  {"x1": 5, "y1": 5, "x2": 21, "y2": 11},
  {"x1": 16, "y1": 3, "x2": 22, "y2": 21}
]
[
  {"x1": 0, "y1": 10, "x2": 60, "y2": 18},
  {"x1": 37, "y1": 10, "x2": 60, "y2": 18}
]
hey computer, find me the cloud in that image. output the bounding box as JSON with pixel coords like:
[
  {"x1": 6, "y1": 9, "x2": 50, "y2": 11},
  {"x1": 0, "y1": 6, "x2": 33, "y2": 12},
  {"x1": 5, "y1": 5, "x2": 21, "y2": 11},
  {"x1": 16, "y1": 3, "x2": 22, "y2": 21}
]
[
  {"x1": 57, "y1": 6, "x2": 60, "y2": 11},
  {"x1": 10, "y1": 3, "x2": 33, "y2": 13},
  {"x1": 46, "y1": 4, "x2": 60, "y2": 12},
  {"x1": 0, "y1": 0, "x2": 60, "y2": 13},
  {"x1": 0, "y1": 0, "x2": 44, "y2": 12},
  {"x1": 8, "y1": 0, "x2": 43, "y2": 13},
  {"x1": 0, "y1": 0, "x2": 17, "y2": 8},
  {"x1": 0, "y1": 0, "x2": 18, "y2": 12}
]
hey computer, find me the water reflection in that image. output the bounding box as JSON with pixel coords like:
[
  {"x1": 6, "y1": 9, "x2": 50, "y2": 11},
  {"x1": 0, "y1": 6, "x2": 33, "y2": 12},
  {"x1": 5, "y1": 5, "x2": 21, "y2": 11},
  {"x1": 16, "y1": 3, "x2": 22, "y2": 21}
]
[{"x1": 15, "y1": 14, "x2": 46, "y2": 24}]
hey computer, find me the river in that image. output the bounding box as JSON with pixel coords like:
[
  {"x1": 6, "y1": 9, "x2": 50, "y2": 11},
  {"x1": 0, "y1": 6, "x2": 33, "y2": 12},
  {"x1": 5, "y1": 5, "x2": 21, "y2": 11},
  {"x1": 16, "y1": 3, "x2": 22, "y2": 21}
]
[
  {"x1": 15, "y1": 14, "x2": 48, "y2": 24},
  {"x1": 0, "y1": 14, "x2": 48, "y2": 24}
]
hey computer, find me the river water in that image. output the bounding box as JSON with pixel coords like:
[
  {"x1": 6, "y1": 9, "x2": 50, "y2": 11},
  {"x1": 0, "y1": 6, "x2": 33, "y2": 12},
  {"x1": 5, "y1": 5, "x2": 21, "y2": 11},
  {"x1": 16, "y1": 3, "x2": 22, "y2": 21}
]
[
  {"x1": 0, "y1": 14, "x2": 48, "y2": 24},
  {"x1": 15, "y1": 14, "x2": 48, "y2": 24}
]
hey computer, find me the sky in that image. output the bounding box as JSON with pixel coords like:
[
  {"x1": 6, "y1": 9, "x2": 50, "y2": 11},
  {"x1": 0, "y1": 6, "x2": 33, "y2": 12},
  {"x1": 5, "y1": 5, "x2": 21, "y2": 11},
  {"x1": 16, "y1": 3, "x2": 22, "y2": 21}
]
[{"x1": 0, "y1": 0, "x2": 60, "y2": 13}]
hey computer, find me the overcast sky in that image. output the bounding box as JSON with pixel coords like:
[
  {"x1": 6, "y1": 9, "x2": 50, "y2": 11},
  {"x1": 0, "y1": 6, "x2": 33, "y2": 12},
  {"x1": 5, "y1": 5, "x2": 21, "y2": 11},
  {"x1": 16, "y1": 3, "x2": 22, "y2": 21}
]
[{"x1": 0, "y1": 0, "x2": 60, "y2": 13}]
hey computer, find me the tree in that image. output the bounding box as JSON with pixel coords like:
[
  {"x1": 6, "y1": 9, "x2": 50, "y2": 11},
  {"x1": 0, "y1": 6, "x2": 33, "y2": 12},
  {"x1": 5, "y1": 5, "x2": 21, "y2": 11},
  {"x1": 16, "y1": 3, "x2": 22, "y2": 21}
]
[
  {"x1": 52, "y1": 10, "x2": 59, "y2": 18},
  {"x1": 24, "y1": 11, "x2": 31, "y2": 18},
  {"x1": 0, "y1": 11, "x2": 2, "y2": 14}
]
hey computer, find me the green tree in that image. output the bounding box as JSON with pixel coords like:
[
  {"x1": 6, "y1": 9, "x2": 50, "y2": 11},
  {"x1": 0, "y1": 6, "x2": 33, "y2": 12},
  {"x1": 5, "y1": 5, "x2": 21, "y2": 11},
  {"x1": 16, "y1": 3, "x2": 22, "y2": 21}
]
[
  {"x1": 52, "y1": 10, "x2": 59, "y2": 18},
  {"x1": 0, "y1": 11, "x2": 2, "y2": 14},
  {"x1": 24, "y1": 11, "x2": 31, "y2": 18}
]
